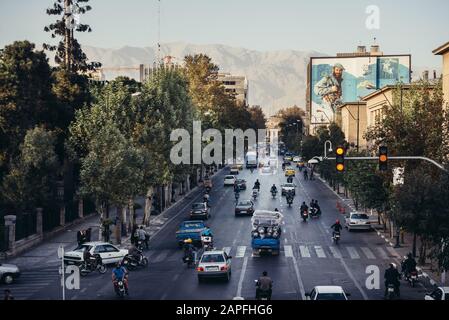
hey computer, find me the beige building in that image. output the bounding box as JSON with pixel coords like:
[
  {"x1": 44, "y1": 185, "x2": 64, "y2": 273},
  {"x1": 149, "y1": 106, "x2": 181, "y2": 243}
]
[
  {"x1": 433, "y1": 41, "x2": 449, "y2": 108},
  {"x1": 266, "y1": 116, "x2": 282, "y2": 144},
  {"x1": 217, "y1": 73, "x2": 249, "y2": 106},
  {"x1": 337, "y1": 102, "x2": 367, "y2": 150}
]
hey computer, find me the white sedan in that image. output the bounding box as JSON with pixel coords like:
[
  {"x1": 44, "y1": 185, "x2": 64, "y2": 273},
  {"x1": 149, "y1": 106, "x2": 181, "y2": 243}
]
[
  {"x1": 345, "y1": 212, "x2": 372, "y2": 231},
  {"x1": 424, "y1": 287, "x2": 449, "y2": 300},
  {"x1": 305, "y1": 286, "x2": 350, "y2": 300},
  {"x1": 197, "y1": 250, "x2": 232, "y2": 282},
  {"x1": 223, "y1": 175, "x2": 236, "y2": 186},
  {"x1": 63, "y1": 242, "x2": 129, "y2": 265}
]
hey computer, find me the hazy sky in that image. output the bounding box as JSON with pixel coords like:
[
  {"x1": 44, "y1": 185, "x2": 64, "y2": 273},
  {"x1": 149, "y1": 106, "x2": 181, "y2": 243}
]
[{"x1": 1, "y1": 0, "x2": 448, "y2": 69}]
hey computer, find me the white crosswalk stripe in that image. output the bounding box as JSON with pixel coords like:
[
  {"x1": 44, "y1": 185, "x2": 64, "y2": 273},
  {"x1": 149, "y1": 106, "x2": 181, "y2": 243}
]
[
  {"x1": 346, "y1": 246, "x2": 360, "y2": 259},
  {"x1": 236, "y1": 246, "x2": 246, "y2": 258},
  {"x1": 375, "y1": 247, "x2": 388, "y2": 259},
  {"x1": 314, "y1": 246, "x2": 326, "y2": 258},
  {"x1": 360, "y1": 247, "x2": 376, "y2": 259},
  {"x1": 329, "y1": 246, "x2": 342, "y2": 258},
  {"x1": 299, "y1": 245, "x2": 311, "y2": 258},
  {"x1": 284, "y1": 245, "x2": 293, "y2": 258}
]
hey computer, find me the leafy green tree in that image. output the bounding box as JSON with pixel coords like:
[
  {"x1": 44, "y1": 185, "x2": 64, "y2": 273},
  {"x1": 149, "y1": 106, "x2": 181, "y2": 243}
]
[
  {"x1": 276, "y1": 106, "x2": 305, "y2": 154},
  {"x1": 1, "y1": 127, "x2": 60, "y2": 212},
  {"x1": 248, "y1": 105, "x2": 267, "y2": 129}
]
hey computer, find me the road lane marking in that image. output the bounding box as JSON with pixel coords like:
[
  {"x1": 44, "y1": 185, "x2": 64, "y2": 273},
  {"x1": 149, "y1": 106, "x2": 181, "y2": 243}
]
[
  {"x1": 291, "y1": 256, "x2": 307, "y2": 300},
  {"x1": 236, "y1": 246, "x2": 246, "y2": 258},
  {"x1": 386, "y1": 246, "x2": 400, "y2": 258},
  {"x1": 314, "y1": 246, "x2": 326, "y2": 258},
  {"x1": 223, "y1": 247, "x2": 232, "y2": 256},
  {"x1": 236, "y1": 257, "x2": 248, "y2": 297},
  {"x1": 284, "y1": 245, "x2": 294, "y2": 257},
  {"x1": 329, "y1": 246, "x2": 342, "y2": 258},
  {"x1": 375, "y1": 247, "x2": 388, "y2": 259},
  {"x1": 346, "y1": 246, "x2": 360, "y2": 259},
  {"x1": 360, "y1": 247, "x2": 376, "y2": 259},
  {"x1": 299, "y1": 245, "x2": 311, "y2": 258}
]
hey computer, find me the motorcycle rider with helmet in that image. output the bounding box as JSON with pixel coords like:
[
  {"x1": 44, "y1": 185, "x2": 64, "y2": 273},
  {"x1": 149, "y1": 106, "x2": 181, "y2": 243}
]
[
  {"x1": 331, "y1": 219, "x2": 343, "y2": 237},
  {"x1": 384, "y1": 263, "x2": 401, "y2": 298},
  {"x1": 112, "y1": 261, "x2": 129, "y2": 296},
  {"x1": 256, "y1": 271, "x2": 273, "y2": 300}
]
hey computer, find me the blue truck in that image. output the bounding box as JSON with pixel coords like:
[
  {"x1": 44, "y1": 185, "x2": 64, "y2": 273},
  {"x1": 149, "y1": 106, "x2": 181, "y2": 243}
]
[
  {"x1": 176, "y1": 220, "x2": 208, "y2": 247},
  {"x1": 251, "y1": 210, "x2": 283, "y2": 256}
]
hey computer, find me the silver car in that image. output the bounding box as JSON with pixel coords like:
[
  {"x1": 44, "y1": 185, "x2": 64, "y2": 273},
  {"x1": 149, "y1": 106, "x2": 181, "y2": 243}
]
[
  {"x1": 0, "y1": 263, "x2": 20, "y2": 284},
  {"x1": 345, "y1": 212, "x2": 372, "y2": 231},
  {"x1": 197, "y1": 250, "x2": 232, "y2": 282}
]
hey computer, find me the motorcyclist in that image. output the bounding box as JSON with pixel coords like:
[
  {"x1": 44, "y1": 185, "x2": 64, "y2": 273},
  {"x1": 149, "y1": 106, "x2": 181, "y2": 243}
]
[
  {"x1": 286, "y1": 190, "x2": 294, "y2": 203},
  {"x1": 183, "y1": 239, "x2": 196, "y2": 262},
  {"x1": 310, "y1": 199, "x2": 316, "y2": 209},
  {"x1": 112, "y1": 262, "x2": 129, "y2": 295},
  {"x1": 287, "y1": 176, "x2": 293, "y2": 183},
  {"x1": 300, "y1": 202, "x2": 309, "y2": 215},
  {"x1": 201, "y1": 229, "x2": 214, "y2": 249},
  {"x1": 83, "y1": 248, "x2": 97, "y2": 269},
  {"x1": 331, "y1": 219, "x2": 343, "y2": 236},
  {"x1": 203, "y1": 192, "x2": 210, "y2": 207},
  {"x1": 254, "y1": 180, "x2": 261, "y2": 191},
  {"x1": 384, "y1": 263, "x2": 401, "y2": 298},
  {"x1": 303, "y1": 169, "x2": 308, "y2": 181},
  {"x1": 401, "y1": 253, "x2": 417, "y2": 277},
  {"x1": 270, "y1": 184, "x2": 277, "y2": 194},
  {"x1": 128, "y1": 244, "x2": 142, "y2": 263},
  {"x1": 314, "y1": 200, "x2": 322, "y2": 216},
  {"x1": 256, "y1": 271, "x2": 273, "y2": 300},
  {"x1": 274, "y1": 208, "x2": 279, "y2": 212}
]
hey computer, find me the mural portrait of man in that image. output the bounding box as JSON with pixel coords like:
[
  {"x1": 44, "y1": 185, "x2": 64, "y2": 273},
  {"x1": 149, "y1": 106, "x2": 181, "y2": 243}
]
[{"x1": 314, "y1": 63, "x2": 345, "y2": 114}]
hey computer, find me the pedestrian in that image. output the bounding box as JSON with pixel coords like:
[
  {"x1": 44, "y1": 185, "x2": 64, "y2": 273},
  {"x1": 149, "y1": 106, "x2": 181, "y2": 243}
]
[
  {"x1": 86, "y1": 227, "x2": 92, "y2": 242},
  {"x1": 131, "y1": 225, "x2": 138, "y2": 245},
  {"x1": 4, "y1": 289, "x2": 14, "y2": 300},
  {"x1": 77, "y1": 230, "x2": 82, "y2": 246},
  {"x1": 81, "y1": 230, "x2": 87, "y2": 244}
]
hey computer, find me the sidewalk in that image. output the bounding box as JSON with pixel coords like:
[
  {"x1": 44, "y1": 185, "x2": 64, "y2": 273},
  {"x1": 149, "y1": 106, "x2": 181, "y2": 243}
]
[
  {"x1": 1, "y1": 167, "x2": 225, "y2": 269},
  {"x1": 316, "y1": 174, "x2": 446, "y2": 288}
]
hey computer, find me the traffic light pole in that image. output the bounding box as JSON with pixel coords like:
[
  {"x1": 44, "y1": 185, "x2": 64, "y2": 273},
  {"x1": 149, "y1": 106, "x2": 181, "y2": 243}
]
[{"x1": 323, "y1": 156, "x2": 448, "y2": 173}]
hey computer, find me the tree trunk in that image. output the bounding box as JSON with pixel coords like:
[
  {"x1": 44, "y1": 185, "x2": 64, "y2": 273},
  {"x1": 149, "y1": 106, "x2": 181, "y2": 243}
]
[
  {"x1": 97, "y1": 201, "x2": 106, "y2": 242},
  {"x1": 143, "y1": 187, "x2": 153, "y2": 226},
  {"x1": 115, "y1": 205, "x2": 122, "y2": 245},
  {"x1": 121, "y1": 206, "x2": 127, "y2": 237},
  {"x1": 128, "y1": 198, "x2": 134, "y2": 233}
]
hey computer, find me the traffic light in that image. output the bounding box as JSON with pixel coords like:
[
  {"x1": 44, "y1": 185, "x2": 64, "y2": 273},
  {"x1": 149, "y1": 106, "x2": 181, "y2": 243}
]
[
  {"x1": 379, "y1": 146, "x2": 388, "y2": 171},
  {"x1": 335, "y1": 146, "x2": 345, "y2": 172}
]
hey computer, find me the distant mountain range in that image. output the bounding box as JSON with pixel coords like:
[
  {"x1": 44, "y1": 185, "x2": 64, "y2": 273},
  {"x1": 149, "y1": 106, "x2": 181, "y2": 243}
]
[
  {"x1": 79, "y1": 42, "x2": 324, "y2": 116},
  {"x1": 57, "y1": 42, "x2": 435, "y2": 117}
]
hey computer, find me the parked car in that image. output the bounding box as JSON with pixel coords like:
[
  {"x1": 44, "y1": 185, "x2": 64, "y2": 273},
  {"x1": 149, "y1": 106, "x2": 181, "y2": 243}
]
[
  {"x1": 64, "y1": 242, "x2": 128, "y2": 265},
  {"x1": 305, "y1": 286, "x2": 350, "y2": 300},
  {"x1": 235, "y1": 179, "x2": 247, "y2": 190},
  {"x1": 281, "y1": 183, "x2": 296, "y2": 196},
  {"x1": 190, "y1": 202, "x2": 210, "y2": 220},
  {"x1": 424, "y1": 287, "x2": 449, "y2": 300},
  {"x1": 0, "y1": 263, "x2": 20, "y2": 284},
  {"x1": 345, "y1": 212, "x2": 372, "y2": 231},
  {"x1": 197, "y1": 250, "x2": 232, "y2": 282},
  {"x1": 224, "y1": 175, "x2": 237, "y2": 186},
  {"x1": 235, "y1": 200, "x2": 255, "y2": 216}
]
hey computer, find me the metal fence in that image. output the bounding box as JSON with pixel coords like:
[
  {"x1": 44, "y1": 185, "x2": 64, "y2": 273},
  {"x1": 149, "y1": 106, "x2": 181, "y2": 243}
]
[{"x1": 15, "y1": 213, "x2": 36, "y2": 241}]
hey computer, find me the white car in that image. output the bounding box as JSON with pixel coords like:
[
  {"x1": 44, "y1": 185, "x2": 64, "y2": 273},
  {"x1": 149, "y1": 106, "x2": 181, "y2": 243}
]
[
  {"x1": 345, "y1": 212, "x2": 372, "y2": 231},
  {"x1": 0, "y1": 263, "x2": 20, "y2": 284},
  {"x1": 424, "y1": 287, "x2": 449, "y2": 300},
  {"x1": 63, "y1": 242, "x2": 128, "y2": 265},
  {"x1": 197, "y1": 250, "x2": 232, "y2": 282},
  {"x1": 305, "y1": 286, "x2": 350, "y2": 300},
  {"x1": 293, "y1": 156, "x2": 301, "y2": 162},
  {"x1": 261, "y1": 163, "x2": 272, "y2": 174},
  {"x1": 281, "y1": 183, "x2": 296, "y2": 196},
  {"x1": 224, "y1": 175, "x2": 236, "y2": 186}
]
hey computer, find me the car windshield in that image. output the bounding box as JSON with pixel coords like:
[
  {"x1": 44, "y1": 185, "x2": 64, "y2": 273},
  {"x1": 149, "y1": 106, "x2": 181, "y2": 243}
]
[
  {"x1": 183, "y1": 223, "x2": 204, "y2": 229},
  {"x1": 201, "y1": 254, "x2": 225, "y2": 263},
  {"x1": 284, "y1": 184, "x2": 295, "y2": 188},
  {"x1": 225, "y1": 176, "x2": 234, "y2": 179},
  {"x1": 316, "y1": 293, "x2": 346, "y2": 300},
  {"x1": 73, "y1": 244, "x2": 92, "y2": 252},
  {"x1": 352, "y1": 214, "x2": 369, "y2": 219},
  {"x1": 238, "y1": 201, "x2": 252, "y2": 206},
  {"x1": 192, "y1": 203, "x2": 205, "y2": 210}
]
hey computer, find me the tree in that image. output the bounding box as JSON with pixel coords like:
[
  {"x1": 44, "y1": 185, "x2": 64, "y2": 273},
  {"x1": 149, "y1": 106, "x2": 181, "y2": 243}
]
[
  {"x1": 248, "y1": 105, "x2": 267, "y2": 129},
  {"x1": 44, "y1": 0, "x2": 100, "y2": 72},
  {"x1": 1, "y1": 127, "x2": 60, "y2": 212},
  {"x1": 276, "y1": 106, "x2": 305, "y2": 154}
]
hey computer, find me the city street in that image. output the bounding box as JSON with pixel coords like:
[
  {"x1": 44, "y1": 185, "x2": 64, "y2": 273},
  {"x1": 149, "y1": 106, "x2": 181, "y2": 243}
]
[{"x1": 1, "y1": 158, "x2": 435, "y2": 300}]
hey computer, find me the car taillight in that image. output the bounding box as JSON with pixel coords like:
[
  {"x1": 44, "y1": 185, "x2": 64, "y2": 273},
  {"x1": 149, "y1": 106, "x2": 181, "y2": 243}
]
[
  {"x1": 197, "y1": 267, "x2": 204, "y2": 272},
  {"x1": 220, "y1": 266, "x2": 228, "y2": 271}
]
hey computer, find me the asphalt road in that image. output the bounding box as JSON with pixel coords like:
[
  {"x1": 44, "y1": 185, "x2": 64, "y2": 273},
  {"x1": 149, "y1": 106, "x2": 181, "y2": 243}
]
[{"x1": 1, "y1": 157, "x2": 436, "y2": 300}]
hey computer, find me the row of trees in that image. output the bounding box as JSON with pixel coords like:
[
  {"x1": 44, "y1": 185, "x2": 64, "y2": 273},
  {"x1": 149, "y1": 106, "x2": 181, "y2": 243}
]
[
  {"x1": 1, "y1": 0, "x2": 267, "y2": 246},
  {"x1": 298, "y1": 81, "x2": 449, "y2": 272}
]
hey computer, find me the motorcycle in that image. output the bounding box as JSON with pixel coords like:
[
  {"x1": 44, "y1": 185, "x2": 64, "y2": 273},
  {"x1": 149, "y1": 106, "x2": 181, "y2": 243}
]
[
  {"x1": 255, "y1": 280, "x2": 272, "y2": 300},
  {"x1": 310, "y1": 207, "x2": 320, "y2": 219},
  {"x1": 183, "y1": 251, "x2": 196, "y2": 268},
  {"x1": 113, "y1": 279, "x2": 127, "y2": 298},
  {"x1": 301, "y1": 209, "x2": 308, "y2": 222},
  {"x1": 271, "y1": 190, "x2": 277, "y2": 199},
  {"x1": 235, "y1": 192, "x2": 240, "y2": 202},
  {"x1": 332, "y1": 231, "x2": 341, "y2": 244},
  {"x1": 286, "y1": 196, "x2": 293, "y2": 208},
  {"x1": 80, "y1": 255, "x2": 107, "y2": 276},
  {"x1": 386, "y1": 283, "x2": 397, "y2": 300},
  {"x1": 403, "y1": 270, "x2": 418, "y2": 287},
  {"x1": 122, "y1": 251, "x2": 148, "y2": 270},
  {"x1": 201, "y1": 236, "x2": 214, "y2": 251},
  {"x1": 136, "y1": 240, "x2": 145, "y2": 251},
  {"x1": 252, "y1": 189, "x2": 258, "y2": 201}
]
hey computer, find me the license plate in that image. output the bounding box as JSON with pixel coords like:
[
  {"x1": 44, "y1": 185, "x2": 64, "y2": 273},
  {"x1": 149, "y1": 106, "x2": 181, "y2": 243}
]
[
  {"x1": 240, "y1": 211, "x2": 246, "y2": 214},
  {"x1": 388, "y1": 288, "x2": 394, "y2": 292},
  {"x1": 207, "y1": 267, "x2": 219, "y2": 271}
]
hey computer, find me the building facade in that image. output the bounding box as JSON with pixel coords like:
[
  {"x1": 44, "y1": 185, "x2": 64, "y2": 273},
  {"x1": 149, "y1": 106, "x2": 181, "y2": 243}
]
[
  {"x1": 433, "y1": 41, "x2": 449, "y2": 108},
  {"x1": 337, "y1": 102, "x2": 367, "y2": 150},
  {"x1": 217, "y1": 73, "x2": 249, "y2": 106}
]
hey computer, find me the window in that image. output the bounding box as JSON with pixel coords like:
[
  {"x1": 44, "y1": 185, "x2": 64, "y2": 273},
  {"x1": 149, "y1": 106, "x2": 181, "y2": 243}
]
[
  {"x1": 94, "y1": 245, "x2": 107, "y2": 253},
  {"x1": 431, "y1": 289, "x2": 443, "y2": 300},
  {"x1": 316, "y1": 293, "x2": 347, "y2": 300},
  {"x1": 201, "y1": 254, "x2": 225, "y2": 263},
  {"x1": 105, "y1": 245, "x2": 119, "y2": 252}
]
